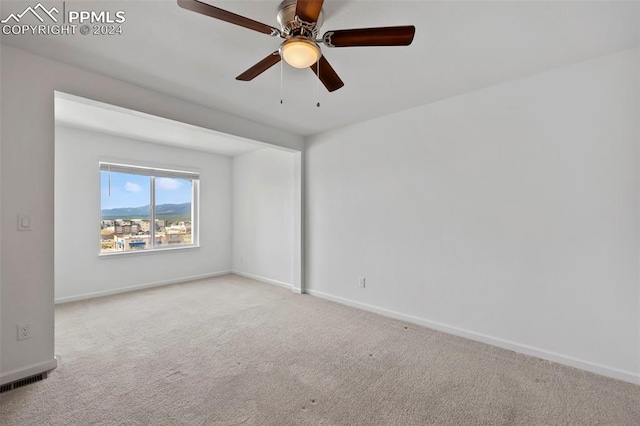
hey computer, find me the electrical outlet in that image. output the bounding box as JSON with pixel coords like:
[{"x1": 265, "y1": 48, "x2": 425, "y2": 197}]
[
  {"x1": 359, "y1": 277, "x2": 366, "y2": 288},
  {"x1": 17, "y1": 322, "x2": 32, "y2": 340}
]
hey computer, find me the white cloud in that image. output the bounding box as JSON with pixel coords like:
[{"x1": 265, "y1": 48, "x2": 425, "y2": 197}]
[
  {"x1": 124, "y1": 182, "x2": 142, "y2": 192},
  {"x1": 156, "y1": 178, "x2": 181, "y2": 190}
]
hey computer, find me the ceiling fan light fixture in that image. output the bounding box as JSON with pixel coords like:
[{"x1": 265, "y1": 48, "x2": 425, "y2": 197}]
[
  {"x1": 280, "y1": 38, "x2": 320, "y2": 69},
  {"x1": 178, "y1": 0, "x2": 416, "y2": 92}
]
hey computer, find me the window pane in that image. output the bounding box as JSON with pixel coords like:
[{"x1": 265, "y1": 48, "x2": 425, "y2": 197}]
[
  {"x1": 100, "y1": 171, "x2": 151, "y2": 253},
  {"x1": 154, "y1": 177, "x2": 193, "y2": 248}
]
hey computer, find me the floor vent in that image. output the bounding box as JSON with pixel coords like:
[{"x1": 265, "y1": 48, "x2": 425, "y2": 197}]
[{"x1": 0, "y1": 372, "x2": 47, "y2": 393}]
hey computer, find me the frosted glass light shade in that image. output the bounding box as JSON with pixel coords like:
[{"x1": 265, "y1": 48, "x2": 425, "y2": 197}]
[{"x1": 281, "y1": 40, "x2": 320, "y2": 69}]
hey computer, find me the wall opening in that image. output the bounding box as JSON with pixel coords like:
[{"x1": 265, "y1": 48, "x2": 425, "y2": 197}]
[{"x1": 54, "y1": 91, "x2": 303, "y2": 305}]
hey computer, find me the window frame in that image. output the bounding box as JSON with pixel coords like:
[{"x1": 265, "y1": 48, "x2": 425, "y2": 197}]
[{"x1": 98, "y1": 162, "x2": 200, "y2": 256}]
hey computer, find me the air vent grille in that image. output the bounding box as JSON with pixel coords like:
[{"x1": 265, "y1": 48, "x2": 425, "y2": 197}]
[{"x1": 0, "y1": 372, "x2": 47, "y2": 393}]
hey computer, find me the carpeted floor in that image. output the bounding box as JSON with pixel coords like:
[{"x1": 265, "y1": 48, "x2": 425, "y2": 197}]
[{"x1": 1, "y1": 274, "x2": 639, "y2": 425}]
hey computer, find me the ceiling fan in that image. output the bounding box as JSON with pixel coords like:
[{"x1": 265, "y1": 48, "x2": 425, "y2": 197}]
[{"x1": 177, "y1": 0, "x2": 416, "y2": 92}]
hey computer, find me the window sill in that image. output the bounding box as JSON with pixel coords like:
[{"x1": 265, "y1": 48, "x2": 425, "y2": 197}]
[{"x1": 98, "y1": 245, "x2": 200, "y2": 258}]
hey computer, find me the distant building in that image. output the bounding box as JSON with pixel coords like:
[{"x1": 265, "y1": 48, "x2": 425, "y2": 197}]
[
  {"x1": 113, "y1": 220, "x2": 139, "y2": 235},
  {"x1": 100, "y1": 219, "x2": 192, "y2": 253},
  {"x1": 138, "y1": 220, "x2": 151, "y2": 233},
  {"x1": 101, "y1": 219, "x2": 114, "y2": 228}
]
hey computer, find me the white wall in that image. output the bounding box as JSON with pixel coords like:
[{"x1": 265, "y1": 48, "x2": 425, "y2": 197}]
[
  {"x1": 232, "y1": 149, "x2": 295, "y2": 288},
  {"x1": 54, "y1": 126, "x2": 231, "y2": 302},
  {"x1": 306, "y1": 49, "x2": 640, "y2": 384},
  {"x1": 0, "y1": 45, "x2": 303, "y2": 385}
]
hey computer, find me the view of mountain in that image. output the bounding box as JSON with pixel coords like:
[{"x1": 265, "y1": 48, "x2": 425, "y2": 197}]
[{"x1": 101, "y1": 202, "x2": 191, "y2": 220}]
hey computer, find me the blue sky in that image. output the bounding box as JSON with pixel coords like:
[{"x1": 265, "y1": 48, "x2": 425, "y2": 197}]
[{"x1": 100, "y1": 172, "x2": 192, "y2": 210}]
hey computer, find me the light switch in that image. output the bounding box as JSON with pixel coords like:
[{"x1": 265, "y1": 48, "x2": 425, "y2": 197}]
[{"x1": 18, "y1": 214, "x2": 32, "y2": 231}]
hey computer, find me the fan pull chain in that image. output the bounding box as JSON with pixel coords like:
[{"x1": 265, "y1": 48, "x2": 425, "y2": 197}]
[
  {"x1": 280, "y1": 59, "x2": 284, "y2": 104},
  {"x1": 316, "y1": 57, "x2": 320, "y2": 108},
  {"x1": 108, "y1": 163, "x2": 111, "y2": 197}
]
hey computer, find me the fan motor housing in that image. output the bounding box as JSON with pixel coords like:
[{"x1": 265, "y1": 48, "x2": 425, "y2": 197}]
[{"x1": 277, "y1": 0, "x2": 323, "y2": 38}]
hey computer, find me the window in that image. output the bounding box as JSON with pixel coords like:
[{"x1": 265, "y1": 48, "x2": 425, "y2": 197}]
[{"x1": 99, "y1": 162, "x2": 199, "y2": 254}]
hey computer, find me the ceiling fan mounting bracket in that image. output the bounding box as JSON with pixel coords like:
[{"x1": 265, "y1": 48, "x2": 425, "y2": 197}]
[
  {"x1": 277, "y1": 0, "x2": 323, "y2": 39},
  {"x1": 292, "y1": 15, "x2": 319, "y2": 38},
  {"x1": 322, "y1": 31, "x2": 335, "y2": 48}
]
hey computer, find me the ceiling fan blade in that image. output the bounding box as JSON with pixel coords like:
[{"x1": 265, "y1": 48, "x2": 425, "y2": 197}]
[
  {"x1": 177, "y1": 0, "x2": 279, "y2": 36},
  {"x1": 236, "y1": 52, "x2": 281, "y2": 81},
  {"x1": 310, "y1": 56, "x2": 344, "y2": 92},
  {"x1": 295, "y1": 0, "x2": 324, "y2": 23},
  {"x1": 323, "y1": 26, "x2": 415, "y2": 47}
]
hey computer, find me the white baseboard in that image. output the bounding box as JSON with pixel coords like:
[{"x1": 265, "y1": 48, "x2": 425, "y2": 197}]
[
  {"x1": 232, "y1": 271, "x2": 293, "y2": 290},
  {"x1": 55, "y1": 271, "x2": 232, "y2": 304},
  {"x1": 1, "y1": 358, "x2": 58, "y2": 385},
  {"x1": 306, "y1": 289, "x2": 640, "y2": 386}
]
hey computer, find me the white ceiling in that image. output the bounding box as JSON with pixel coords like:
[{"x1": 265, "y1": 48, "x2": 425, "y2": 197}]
[
  {"x1": 55, "y1": 92, "x2": 269, "y2": 156},
  {"x1": 4, "y1": 1, "x2": 640, "y2": 136}
]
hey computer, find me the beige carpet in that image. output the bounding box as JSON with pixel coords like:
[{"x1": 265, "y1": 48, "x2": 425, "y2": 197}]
[{"x1": 1, "y1": 274, "x2": 639, "y2": 425}]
